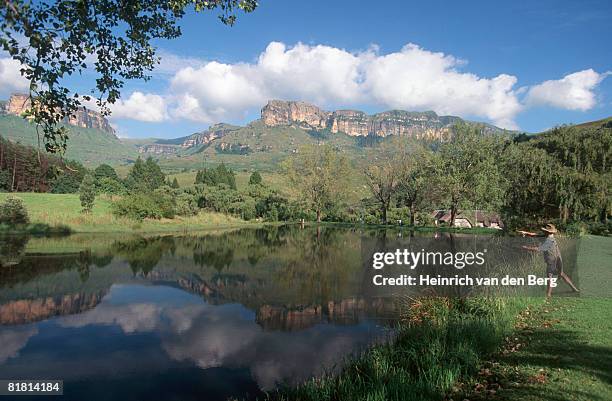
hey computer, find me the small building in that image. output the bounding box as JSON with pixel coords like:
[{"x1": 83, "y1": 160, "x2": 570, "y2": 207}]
[{"x1": 431, "y1": 210, "x2": 503, "y2": 229}]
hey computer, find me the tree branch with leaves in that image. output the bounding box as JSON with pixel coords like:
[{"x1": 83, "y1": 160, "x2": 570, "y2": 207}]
[{"x1": 0, "y1": 0, "x2": 257, "y2": 153}]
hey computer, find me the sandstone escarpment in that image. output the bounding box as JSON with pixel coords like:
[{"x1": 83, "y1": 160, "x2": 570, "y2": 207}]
[
  {"x1": 4, "y1": 93, "x2": 116, "y2": 136},
  {"x1": 262, "y1": 100, "x2": 330, "y2": 129},
  {"x1": 0, "y1": 290, "x2": 106, "y2": 325},
  {"x1": 261, "y1": 100, "x2": 465, "y2": 140},
  {"x1": 181, "y1": 123, "x2": 240, "y2": 148},
  {"x1": 138, "y1": 144, "x2": 178, "y2": 155}
]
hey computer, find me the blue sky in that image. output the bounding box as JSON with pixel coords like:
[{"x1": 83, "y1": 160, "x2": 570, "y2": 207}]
[{"x1": 1, "y1": 0, "x2": 611, "y2": 138}]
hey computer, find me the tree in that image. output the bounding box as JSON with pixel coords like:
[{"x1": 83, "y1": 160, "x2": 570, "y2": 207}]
[
  {"x1": 283, "y1": 144, "x2": 351, "y2": 222},
  {"x1": 94, "y1": 164, "x2": 119, "y2": 182},
  {"x1": 397, "y1": 148, "x2": 434, "y2": 226},
  {"x1": 195, "y1": 163, "x2": 236, "y2": 189},
  {"x1": 432, "y1": 124, "x2": 506, "y2": 226},
  {"x1": 249, "y1": 171, "x2": 263, "y2": 185},
  {"x1": 0, "y1": 196, "x2": 29, "y2": 225},
  {"x1": 171, "y1": 177, "x2": 180, "y2": 189},
  {"x1": 365, "y1": 154, "x2": 404, "y2": 224},
  {"x1": 79, "y1": 174, "x2": 96, "y2": 213},
  {"x1": 49, "y1": 160, "x2": 87, "y2": 193},
  {"x1": 499, "y1": 124, "x2": 612, "y2": 227},
  {"x1": 0, "y1": 0, "x2": 257, "y2": 153},
  {"x1": 125, "y1": 156, "x2": 165, "y2": 191},
  {"x1": 98, "y1": 177, "x2": 126, "y2": 198}
]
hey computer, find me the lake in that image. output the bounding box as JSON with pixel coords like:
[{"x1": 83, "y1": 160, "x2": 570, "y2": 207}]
[
  {"x1": 0, "y1": 226, "x2": 587, "y2": 400},
  {"x1": 0, "y1": 226, "x2": 403, "y2": 401}
]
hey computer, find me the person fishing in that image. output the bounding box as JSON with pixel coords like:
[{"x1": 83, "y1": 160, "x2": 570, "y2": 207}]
[{"x1": 519, "y1": 223, "x2": 580, "y2": 297}]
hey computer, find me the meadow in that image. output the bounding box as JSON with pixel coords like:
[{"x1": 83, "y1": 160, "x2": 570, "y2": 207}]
[{"x1": 0, "y1": 192, "x2": 258, "y2": 233}]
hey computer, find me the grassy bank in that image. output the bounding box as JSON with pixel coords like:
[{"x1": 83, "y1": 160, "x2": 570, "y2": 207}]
[
  {"x1": 265, "y1": 297, "x2": 537, "y2": 401},
  {"x1": 455, "y1": 297, "x2": 612, "y2": 401},
  {"x1": 457, "y1": 235, "x2": 612, "y2": 401},
  {"x1": 0, "y1": 192, "x2": 258, "y2": 233},
  {"x1": 264, "y1": 235, "x2": 610, "y2": 401}
]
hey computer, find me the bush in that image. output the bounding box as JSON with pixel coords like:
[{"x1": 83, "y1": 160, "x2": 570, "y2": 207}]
[
  {"x1": 97, "y1": 177, "x2": 126, "y2": 196},
  {"x1": 112, "y1": 192, "x2": 175, "y2": 221},
  {"x1": 0, "y1": 196, "x2": 29, "y2": 225},
  {"x1": 79, "y1": 174, "x2": 96, "y2": 213},
  {"x1": 175, "y1": 193, "x2": 199, "y2": 217},
  {"x1": 249, "y1": 171, "x2": 262, "y2": 185}
]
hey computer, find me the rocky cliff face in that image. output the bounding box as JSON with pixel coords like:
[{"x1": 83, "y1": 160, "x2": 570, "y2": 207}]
[
  {"x1": 4, "y1": 93, "x2": 116, "y2": 137},
  {"x1": 138, "y1": 123, "x2": 241, "y2": 155},
  {"x1": 262, "y1": 100, "x2": 330, "y2": 129},
  {"x1": 261, "y1": 100, "x2": 472, "y2": 140},
  {"x1": 138, "y1": 144, "x2": 178, "y2": 155},
  {"x1": 255, "y1": 298, "x2": 395, "y2": 331},
  {"x1": 181, "y1": 123, "x2": 239, "y2": 148},
  {"x1": 0, "y1": 290, "x2": 106, "y2": 325}
]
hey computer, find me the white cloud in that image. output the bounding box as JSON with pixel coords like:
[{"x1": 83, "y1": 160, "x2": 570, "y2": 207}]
[
  {"x1": 361, "y1": 44, "x2": 523, "y2": 129},
  {"x1": 525, "y1": 69, "x2": 609, "y2": 111},
  {"x1": 0, "y1": 57, "x2": 29, "y2": 96},
  {"x1": 56, "y1": 42, "x2": 609, "y2": 130},
  {"x1": 109, "y1": 91, "x2": 168, "y2": 122},
  {"x1": 0, "y1": 326, "x2": 38, "y2": 364},
  {"x1": 154, "y1": 50, "x2": 206, "y2": 75},
  {"x1": 165, "y1": 42, "x2": 527, "y2": 128}
]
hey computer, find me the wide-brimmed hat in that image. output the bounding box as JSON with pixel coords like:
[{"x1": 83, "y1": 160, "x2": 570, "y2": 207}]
[{"x1": 541, "y1": 223, "x2": 557, "y2": 233}]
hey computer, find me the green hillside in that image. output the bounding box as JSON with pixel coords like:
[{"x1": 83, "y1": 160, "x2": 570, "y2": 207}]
[
  {"x1": 0, "y1": 114, "x2": 138, "y2": 166},
  {"x1": 155, "y1": 120, "x2": 405, "y2": 172}
]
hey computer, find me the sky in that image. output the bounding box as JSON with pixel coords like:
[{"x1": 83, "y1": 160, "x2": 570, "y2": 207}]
[{"x1": 1, "y1": 0, "x2": 611, "y2": 138}]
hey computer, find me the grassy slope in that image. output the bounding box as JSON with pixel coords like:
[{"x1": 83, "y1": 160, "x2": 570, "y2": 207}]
[
  {"x1": 0, "y1": 192, "x2": 257, "y2": 233},
  {"x1": 157, "y1": 120, "x2": 371, "y2": 171},
  {"x1": 0, "y1": 114, "x2": 138, "y2": 165},
  {"x1": 472, "y1": 235, "x2": 611, "y2": 401}
]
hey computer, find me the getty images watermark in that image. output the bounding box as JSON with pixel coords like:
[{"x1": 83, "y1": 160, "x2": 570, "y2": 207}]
[{"x1": 371, "y1": 248, "x2": 558, "y2": 288}]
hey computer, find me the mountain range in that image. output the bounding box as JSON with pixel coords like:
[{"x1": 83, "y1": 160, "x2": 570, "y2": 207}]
[{"x1": 0, "y1": 94, "x2": 530, "y2": 169}]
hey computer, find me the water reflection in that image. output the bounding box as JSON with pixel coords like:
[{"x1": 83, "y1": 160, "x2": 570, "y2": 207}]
[
  {"x1": 0, "y1": 227, "x2": 395, "y2": 401},
  {"x1": 0, "y1": 227, "x2": 582, "y2": 401}
]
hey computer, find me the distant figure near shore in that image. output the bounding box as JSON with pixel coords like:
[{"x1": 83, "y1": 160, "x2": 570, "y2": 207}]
[{"x1": 520, "y1": 223, "x2": 580, "y2": 297}]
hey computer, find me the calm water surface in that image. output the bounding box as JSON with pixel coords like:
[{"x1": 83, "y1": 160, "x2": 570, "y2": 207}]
[
  {"x1": 0, "y1": 227, "x2": 399, "y2": 401},
  {"x1": 0, "y1": 226, "x2": 582, "y2": 400}
]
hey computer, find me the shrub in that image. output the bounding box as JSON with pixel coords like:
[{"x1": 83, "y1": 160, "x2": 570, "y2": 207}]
[
  {"x1": 249, "y1": 171, "x2": 262, "y2": 185},
  {"x1": 112, "y1": 192, "x2": 174, "y2": 221},
  {"x1": 175, "y1": 193, "x2": 199, "y2": 217},
  {"x1": 98, "y1": 177, "x2": 126, "y2": 196},
  {"x1": 0, "y1": 196, "x2": 29, "y2": 225},
  {"x1": 79, "y1": 174, "x2": 96, "y2": 213}
]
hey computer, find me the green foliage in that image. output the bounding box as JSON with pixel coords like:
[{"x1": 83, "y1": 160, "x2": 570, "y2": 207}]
[
  {"x1": 97, "y1": 177, "x2": 126, "y2": 196},
  {"x1": 195, "y1": 163, "x2": 237, "y2": 189},
  {"x1": 171, "y1": 177, "x2": 180, "y2": 189},
  {"x1": 49, "y1": 160, "x2": 88, "y2": 194},
  {"x1": 282, "y1": 144, "x2": 351, "y2": 222},
  {"x1": 364, "y1": 144, "x2": 408, "y2": 224},
  {"x1": 0, "y1": 0, "x2": 256, "y2": 152},
  {"x1": 431, "y1": 124, "x2": 506, "y2": 226},
  {"x1": 0, "y1": 170, "x2": 10, "y2": 192},
  {"x1": 0, "y1": 115, "x2": 137, "y2": 165},
  {"x1": 94, "y1": 164, "x2": 119, "y2": 182},
  {"x1": 175, "y1": 192, "x2": 198, "y2": 217},
  {"x1": 79, "y1": 174, "x2": 96, "y2": 213},
  {"x1": 112, "y1": 191, "x2": 175, "y2": 221},
  {"x1": 268, "y1": 297, "x2": 527, "y2": 401},
  {"x1": 249, "y1": 171, "x2": 263, "y2": 185},
  {"x1": 184, "y1": 181, "x2": 295, "y2": 222},
  {"x1": 0, "y1": 196, "x2": 29, "y2": 225},
  {"x1": 501, "y1": 124, "x2": 611, "y2": 229},
  {"x1": 125, "y1": 157, "x2": 166, "y2": 191}
]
